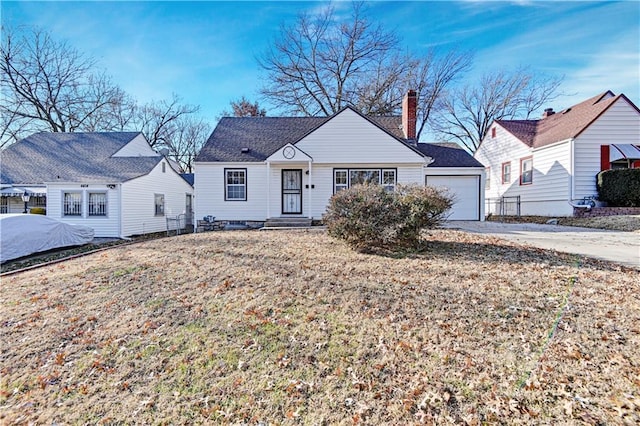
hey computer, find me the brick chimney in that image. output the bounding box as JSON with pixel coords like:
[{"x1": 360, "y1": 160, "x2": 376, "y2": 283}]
[
  {"x1": 402, "y1": 90, "x2": 417, "y2": 140},
  {"x1": 542, "y1": 108, "x2": 555, "y2": 118}
]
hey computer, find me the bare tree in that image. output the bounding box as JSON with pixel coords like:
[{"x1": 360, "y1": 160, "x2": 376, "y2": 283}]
[
  {"x1": 218, "y1": 96, "x2": 266, "y2": 118},
  {"x1": 432, "y1": 68, "x2": 563, "y2": 152},
  {"x1": 258, "y1": 2, "x2": 399, "y2": 116},
  {"x1": 258, "y1": 2, "x2": 471, "y2": 141},
  {"x1": 135, "y1": 94, "x2": 200, "y2": 149},
  {"x1": 0, "y1": 27, "x2": 126, "y2": 146},
  {"x1": 162, "y1": 116, "x2": 211, "y2": 173}
]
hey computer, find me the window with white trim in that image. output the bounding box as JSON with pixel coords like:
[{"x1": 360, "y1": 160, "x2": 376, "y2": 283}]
[
  {"x1": 225, "y1": 169, "x2": 247, "y2": 201},
  {"x1": 333, "y1": 168, "x2": 397, "y2": 193},
  {"x1": 154, "y1": 194, "x2": 165, "y2": 216},
  {"x1": 63, "y1": 192, "x2": 82, "y2": 216},
  {"x1": 520, "y1": 157, "x2": 533, "y2": 185},
  {"x1": 88, "y1": 192, "x2": 107, "y2": 216},
  {"x1": 382, "y1": 170, "x2": 396, "y2": 191},
  {"x1": 334, "y1": 170, "x2": 348, "y2": 192}
]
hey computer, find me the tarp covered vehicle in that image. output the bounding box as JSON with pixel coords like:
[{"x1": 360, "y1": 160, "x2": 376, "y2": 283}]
[{"x1": 0, "y1": 214, "x2": 94, "y2": 263}]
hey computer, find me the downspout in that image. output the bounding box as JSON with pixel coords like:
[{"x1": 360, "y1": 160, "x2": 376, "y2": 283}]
[
  {"x1": 118, "y1": 183, "x2": 124, "y2": 239},
  {"x1": 569, "y1": 138, "x2": 575, "y2": 202},
  {"x1": 266, "y1": 161, "x2": 271, "y2": 219},
  {"x1": 308, "y1": 160, "x2": 313, "y2": 219}
]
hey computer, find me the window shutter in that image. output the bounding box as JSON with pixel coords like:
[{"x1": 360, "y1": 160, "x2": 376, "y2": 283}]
[{"x1": 600, "y1": 145, "x2": 610, "y2": 171}]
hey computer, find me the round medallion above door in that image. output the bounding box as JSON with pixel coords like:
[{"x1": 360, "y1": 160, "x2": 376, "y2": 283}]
[{"x1": 283, "y1": 146, "x2": 296, "y2": 159}]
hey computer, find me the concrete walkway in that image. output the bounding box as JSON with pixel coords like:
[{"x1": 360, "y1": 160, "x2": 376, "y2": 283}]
[{"x1": 444, "y1": 221, "x2": 640, "y2": 269}]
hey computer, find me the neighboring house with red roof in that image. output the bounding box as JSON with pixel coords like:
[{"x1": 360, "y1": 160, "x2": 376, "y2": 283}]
[
  {"x1": 475, "y1": 91, "x2": 640, "y2": 216},
  {"x1": 195, "y1": 91, "x2": 486, "y2": 226},
  {"x1": 1, "y1": 132, "x2": 194, "y2": 237}
]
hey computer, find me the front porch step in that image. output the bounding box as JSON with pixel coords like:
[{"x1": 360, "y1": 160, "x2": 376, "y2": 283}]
[{"x1": 263, "y1": 217, "x2": 312, "y2": 229}]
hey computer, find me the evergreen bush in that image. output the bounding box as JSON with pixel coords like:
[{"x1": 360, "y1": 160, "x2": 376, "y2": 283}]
[
  {"x1": 323, "y1": 184, "x2": 453, "y2": 252},
  {"x1": 597, "y1": 169, "x2": 640, "y2": 207}
]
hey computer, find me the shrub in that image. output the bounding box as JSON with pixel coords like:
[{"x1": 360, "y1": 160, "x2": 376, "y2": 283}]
[
  {"x1": 323, "y1": 184, "x2": 453, "y2": 252},
  {"x1": 29, "y1": 207, "x2": 46, "y2": 215},
  {"x1": 597, "y1": 169, "x2": 640, "y2": 207}
]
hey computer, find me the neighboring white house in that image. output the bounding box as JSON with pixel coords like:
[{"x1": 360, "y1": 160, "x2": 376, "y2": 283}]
[
  {"x1": 1, "y1": 132, "x2": 194, "y2": 237},
  {"x1": 475, "y1": 91, "x2": 640, "y2": 216},
  {"x1": 195, "y1": 91, "x2": 485, "y2": 225}
]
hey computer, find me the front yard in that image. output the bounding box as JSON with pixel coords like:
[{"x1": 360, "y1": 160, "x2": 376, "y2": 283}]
[{"x1": 1, "y1": 229, "x2": 638, "y2": 424}]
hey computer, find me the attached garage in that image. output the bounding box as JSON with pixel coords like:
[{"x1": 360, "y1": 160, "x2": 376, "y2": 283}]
[
  {"x1": 425, "y1": 174, "x2": 481, "y2": 220},
  {"x1": 416, "y1": 143, "x2": 485, "y2": 221}
]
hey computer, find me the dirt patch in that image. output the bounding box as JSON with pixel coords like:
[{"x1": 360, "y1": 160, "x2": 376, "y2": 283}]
[{"x1": 1, "y1": 230, "x2": 638, "y2": 424}]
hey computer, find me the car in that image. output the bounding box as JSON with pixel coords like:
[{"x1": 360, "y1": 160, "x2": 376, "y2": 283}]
[{"x1": 0, "y1": 214, "x2": 94, "y2": 263}]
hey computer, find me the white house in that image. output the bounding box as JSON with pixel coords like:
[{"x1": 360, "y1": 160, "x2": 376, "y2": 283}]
[
  {"x1": 194, "y1": 91, "x2": 485, "y2": 226},
  {"x1": 1, "y1": 132, "x2": 194, "y2": 237},
  {"x1": 475, "y1": 91, "x2": 640, "y2": 216}
]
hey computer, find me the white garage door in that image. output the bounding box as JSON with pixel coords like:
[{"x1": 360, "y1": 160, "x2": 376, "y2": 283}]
[{"x1": 425, "y1": 175, "x2": 480, "y2": 220}]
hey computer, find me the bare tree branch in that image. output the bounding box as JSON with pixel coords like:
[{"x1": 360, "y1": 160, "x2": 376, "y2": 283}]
[
  {"x1": 1, "y1": 27, "x2": 127, "y2": 145},
  {"x1": 257, "y1": 2, "x2": 471, "y2": 143},
  {"x1": 432, "y1": 68, "x2": 563, "y2": 152}
]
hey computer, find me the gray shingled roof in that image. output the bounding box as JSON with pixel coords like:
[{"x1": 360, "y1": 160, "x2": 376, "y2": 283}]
[
  {"x1": 1, "y1": 132, "x2": 162, "y2": 185},
  {"x1": 196, "y1": 108, "x2": 415, "y2": 163},
  {"x1": 196, "y1": 117, "x2": 331, "y2": 162},
  {"x1": 417, "y1": 143, "x2": 485, "y2": 168},
  {"x1": 196, "y1": 108, "x2": 484, "y2": 168}
]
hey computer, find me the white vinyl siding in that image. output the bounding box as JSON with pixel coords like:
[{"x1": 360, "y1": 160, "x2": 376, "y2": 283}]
[
  {"x1": 475, "y1": 123, "x2": 572, "y2": 216},
  {"x1": 295, "y1": 108, "x2": 426, "y2": 164},
  {"x1": 47, "y1": 184, "x2": 121, "y2": 237},
  {"x1": 120, "y1": 161, "x2": 194, "y2": 237},
  {"x1": 195, "y1": 163, "x2": 268, "y2": 222},
  {"x1": 111, "y1": 134, "x2": 158, "y2": 157},
  {"x1": 573, "y1": 97, "x2": 640, "y2": 199}
]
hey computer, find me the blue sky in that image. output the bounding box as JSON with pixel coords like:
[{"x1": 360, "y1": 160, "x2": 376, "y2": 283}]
[{"x1": 2, "y1": 1, "x2": 639, "y2": 134}]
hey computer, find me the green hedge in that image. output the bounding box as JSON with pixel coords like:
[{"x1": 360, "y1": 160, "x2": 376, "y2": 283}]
[
  {"x1": 323, "y1": 183, "x2": 453, "y2": 252},
  {"x1": 29, "y1": 207, "x2": 46, "y2": 215},
  {"x1": 596, "y1": 168, "x2": 640, "y2": 207}
]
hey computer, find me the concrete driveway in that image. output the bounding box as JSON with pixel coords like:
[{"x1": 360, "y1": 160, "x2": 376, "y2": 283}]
[{"x1": 444, "y1": 221, "x2": 640, "y2": 269}]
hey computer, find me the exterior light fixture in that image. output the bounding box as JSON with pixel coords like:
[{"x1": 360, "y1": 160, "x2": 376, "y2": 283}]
[{"x1": 21, "y1": 191, "x2": 31, "y2": 213}]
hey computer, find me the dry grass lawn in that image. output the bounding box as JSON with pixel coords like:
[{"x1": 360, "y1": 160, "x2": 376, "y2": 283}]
[{"x1": 1, "y1": 229, "x2": 638, "y2": 424}]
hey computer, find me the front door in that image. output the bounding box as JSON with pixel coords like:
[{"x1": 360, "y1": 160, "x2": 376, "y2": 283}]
[{"x1": 282, "y1": 169, "x2": 302, "y2": 214}]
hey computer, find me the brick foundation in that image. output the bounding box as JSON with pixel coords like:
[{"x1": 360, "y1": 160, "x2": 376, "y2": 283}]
[{"x1": 573, "y1": 206, "x2": 640, "y2": 218}]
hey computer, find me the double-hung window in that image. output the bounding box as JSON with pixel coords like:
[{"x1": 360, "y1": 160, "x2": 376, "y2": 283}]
[
  {"x1": 88, "y1": 192, "x2": 107, "y2": 216},
  {"x1": 225, "y1": 169, "x2": 247, "y2": 201},
  {"x1": 382, "y1": 170, "x2": 396, "y2": 191},
  {"x1": 154, "y1": 194, "x2": 165, "y2": 216},
  {"x1": 334, "y1": 170, "x2": 348, "y2": 192},
  {"x1": 520, "y1": 157, "x2": 533, "y2": 185},
  {"x1": 63, "y1": 192, "x2": 82, "y2": 216},
  {"x1": 501, "y1": 162, "x2": 511, "y2": 184}
]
